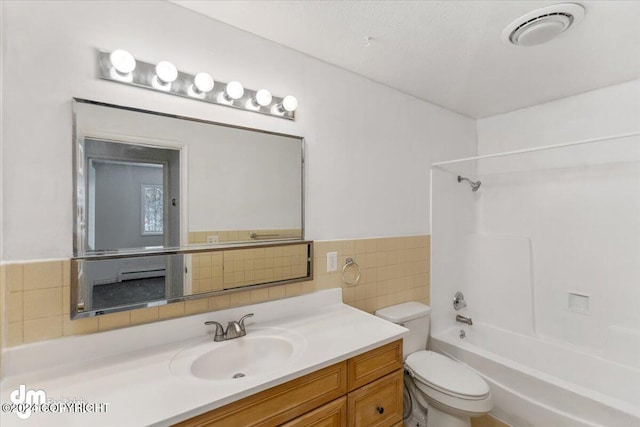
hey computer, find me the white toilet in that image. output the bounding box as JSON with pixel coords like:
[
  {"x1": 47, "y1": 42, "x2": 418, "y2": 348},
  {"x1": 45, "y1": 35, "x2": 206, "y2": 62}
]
[{"x1": 375, "y1": 302, "x2": 492, "y2": 427}]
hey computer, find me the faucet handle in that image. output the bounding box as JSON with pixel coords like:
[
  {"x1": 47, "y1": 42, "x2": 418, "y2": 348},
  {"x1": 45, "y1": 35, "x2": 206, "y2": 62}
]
[
  {"x1": 453, "y1": 291, "x2": 467, "y2": 311},
  {"x1": 204, "y1": 321, "x2": 225, "y2": 341},
  {"x1": 238, "y1": 313, "x2": 254, "y2": 332}
]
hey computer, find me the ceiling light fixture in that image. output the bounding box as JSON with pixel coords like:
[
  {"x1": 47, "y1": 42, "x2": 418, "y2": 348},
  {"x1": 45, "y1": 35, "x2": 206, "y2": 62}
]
[{"x1": 502, "y1": 3, "x2": 586, "y2": 47}]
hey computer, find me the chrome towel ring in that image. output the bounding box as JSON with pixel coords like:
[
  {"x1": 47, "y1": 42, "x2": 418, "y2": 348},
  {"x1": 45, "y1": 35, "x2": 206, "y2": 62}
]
[{"x1": 342, "y1": 258, "x2": 361, "y2": 285}]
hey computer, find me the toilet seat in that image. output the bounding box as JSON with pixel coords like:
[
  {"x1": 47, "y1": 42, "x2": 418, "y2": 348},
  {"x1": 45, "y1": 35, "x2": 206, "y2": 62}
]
[
  {"x1": 405, "y1": 350, "x2": 490, "y2": 400},
  {"x1": 405, "y1": 350, "x2": 493, "y2": 418}
]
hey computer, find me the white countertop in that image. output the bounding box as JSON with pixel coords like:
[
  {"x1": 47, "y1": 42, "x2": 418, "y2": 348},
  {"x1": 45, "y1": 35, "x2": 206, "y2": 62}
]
[{"x1": 0, "y1": 289, "x2": 407, "y2": 426}]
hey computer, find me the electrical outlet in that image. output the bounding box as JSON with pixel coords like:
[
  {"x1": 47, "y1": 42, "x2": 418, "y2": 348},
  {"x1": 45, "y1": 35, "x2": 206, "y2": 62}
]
[
  {"x1": 206, "y1": 235, "x2": 219, "y2": 244},
  {"x1": 327, "y1": 252, "x2": 338, "y2": 272}
]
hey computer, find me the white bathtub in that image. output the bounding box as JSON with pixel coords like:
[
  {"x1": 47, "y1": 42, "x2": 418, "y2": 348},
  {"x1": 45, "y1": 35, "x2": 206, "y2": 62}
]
[{"x1": 430, "y1": 324, "x2": 640, "y2": 427}]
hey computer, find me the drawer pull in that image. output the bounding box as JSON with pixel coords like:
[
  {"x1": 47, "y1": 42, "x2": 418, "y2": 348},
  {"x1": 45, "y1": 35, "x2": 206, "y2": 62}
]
[{"x1": 376, "y1": 406, "x2": 384, "y2": 414}]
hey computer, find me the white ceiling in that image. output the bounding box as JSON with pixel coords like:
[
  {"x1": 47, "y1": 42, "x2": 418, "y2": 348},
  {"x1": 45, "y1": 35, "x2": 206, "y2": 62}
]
[{"x1": 173, "y1": 1, "x2": 640, "y2": 119}]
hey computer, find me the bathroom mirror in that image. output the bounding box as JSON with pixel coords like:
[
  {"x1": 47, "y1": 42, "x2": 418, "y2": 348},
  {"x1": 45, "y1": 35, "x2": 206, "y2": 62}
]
[
  {"x1": 71, "y1": 99, "x2": 310, "y2": 318},
  {"x1": 73, "y1": 98, "x2": 304, "y2": 256}
]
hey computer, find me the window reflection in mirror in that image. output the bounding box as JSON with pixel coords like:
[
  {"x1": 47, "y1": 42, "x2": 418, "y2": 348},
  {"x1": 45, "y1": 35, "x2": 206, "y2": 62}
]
[{"x1": 141, "y1": 183, "x2": 163, "y2": 236}]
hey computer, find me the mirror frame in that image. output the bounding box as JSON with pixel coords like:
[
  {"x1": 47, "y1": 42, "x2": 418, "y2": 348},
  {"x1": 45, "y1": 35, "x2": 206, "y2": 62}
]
[{"x1": 71, "y1": 98, "x2": 311, "y2": 319}]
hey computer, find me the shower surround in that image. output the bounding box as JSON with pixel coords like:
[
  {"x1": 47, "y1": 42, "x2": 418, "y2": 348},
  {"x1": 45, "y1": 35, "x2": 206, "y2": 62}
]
[{"x1": 430, "y1": 133, "x2": 640, "y2": 426}]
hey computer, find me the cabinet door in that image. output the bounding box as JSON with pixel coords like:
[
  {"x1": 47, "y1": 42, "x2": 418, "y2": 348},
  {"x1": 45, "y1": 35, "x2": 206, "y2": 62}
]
[
  {"x1": 348, "y1": 340, "x2": 402, "y2": 391},
  {"x1": 347, "y1": 370, "x2": 403, "y2": 427},
  {"x1": 281, "y1": 396, "x2": 347, "y2": 427}
]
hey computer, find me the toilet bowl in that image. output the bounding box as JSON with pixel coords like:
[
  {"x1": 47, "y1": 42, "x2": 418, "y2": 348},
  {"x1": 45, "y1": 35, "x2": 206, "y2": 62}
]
[{"x1": 375, "y1": 302, "x2": 492, "y2": 427}]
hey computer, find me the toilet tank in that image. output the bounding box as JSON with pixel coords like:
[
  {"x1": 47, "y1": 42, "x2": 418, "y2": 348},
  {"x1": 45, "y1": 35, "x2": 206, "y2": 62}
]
[{"x1": 375, "y1": 302, "x2": 431, "y2": 358}]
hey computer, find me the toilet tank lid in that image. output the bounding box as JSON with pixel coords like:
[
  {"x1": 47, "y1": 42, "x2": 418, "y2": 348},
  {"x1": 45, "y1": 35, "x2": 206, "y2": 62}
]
[{"x1": 375, "y1": 302, "x2": 431, "y2": 323}]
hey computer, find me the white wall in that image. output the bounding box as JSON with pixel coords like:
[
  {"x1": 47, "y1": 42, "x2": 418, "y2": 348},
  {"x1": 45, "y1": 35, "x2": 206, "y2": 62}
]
[
  {"x1": 477, "y1": 79, "x2": 640, "y2": 154},
  {"x1": 0, "y1": 0, "x2": 476, "y2": 262}
]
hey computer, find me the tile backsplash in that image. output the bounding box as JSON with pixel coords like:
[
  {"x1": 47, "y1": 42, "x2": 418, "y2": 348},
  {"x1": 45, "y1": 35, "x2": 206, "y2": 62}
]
[
  {"x1": 0, "y1": 236, "x2": 429, "y2": 348},
  {"x1": 189, "y1": 243, "x2": 309, "y2": 294},
  {"x1": 221, "y1": 244, "x2": 309, "y2": 289}
]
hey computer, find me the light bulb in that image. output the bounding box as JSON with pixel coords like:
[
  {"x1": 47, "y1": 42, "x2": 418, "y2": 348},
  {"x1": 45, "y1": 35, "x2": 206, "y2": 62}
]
[
  {"x1": 109, "y1": 49, "x2": 136, "y2": 82},
  {"x1": 194, "y1": 72, "x2": 214, "y2": 93},
  {"x1": 188, "y1": 72, "x2": 214, "y2": 98},
  {"x1": 152, "y1": 61, "x2": 177, "y2": 91},
  {"x1": 255, "y1": 89, "x2": 272, "y2": 106},
  {"x1": 156, "y1": 61, "x2": 178, "y2": 83},
  {"x1": 110, "y1": 49, "x2": 136, "y2": 74},
  {"x1": 282, "y1": 95, "x2": 298, "y2": 112},
  {"x1": 247, "y1": 89, "x2": 273, "y2": 110},
  {"x1": 225, "y1": 81, "x2": 244, "y2": 100},
  {"x1": 273, "y1": 95, "x2": 298, "y2": 114}
]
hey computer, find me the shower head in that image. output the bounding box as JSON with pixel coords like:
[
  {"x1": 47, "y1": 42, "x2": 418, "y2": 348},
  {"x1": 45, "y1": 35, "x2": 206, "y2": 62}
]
[{"x1": 457, "y1": 175, "x2": 481, "y2": 192}]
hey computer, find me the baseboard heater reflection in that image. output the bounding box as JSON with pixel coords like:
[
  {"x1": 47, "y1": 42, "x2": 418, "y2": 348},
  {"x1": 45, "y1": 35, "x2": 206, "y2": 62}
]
[{"x1": 118, "y1": 268, "x2": 166, "y2": 282}]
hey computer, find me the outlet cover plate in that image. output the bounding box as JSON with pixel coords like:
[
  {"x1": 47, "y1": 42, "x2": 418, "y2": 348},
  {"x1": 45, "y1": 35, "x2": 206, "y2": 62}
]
[{"x1": 327, "y1": 252, "x2": 338, "y2": 272}]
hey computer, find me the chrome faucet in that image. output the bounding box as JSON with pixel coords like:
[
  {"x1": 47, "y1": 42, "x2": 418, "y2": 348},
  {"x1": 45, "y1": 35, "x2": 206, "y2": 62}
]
[
  {"x1": 456, "y1": 314, "x2": 473, "y2": 326},
  {"x1": 205, "y1": 313, "x2": 254, "y2": 342}
]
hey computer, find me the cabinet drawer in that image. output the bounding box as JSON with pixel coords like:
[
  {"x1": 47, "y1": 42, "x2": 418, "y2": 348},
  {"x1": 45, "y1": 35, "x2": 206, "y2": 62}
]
[
  {"x1": 174, "y1": 361, "x2": 347, "y2": 427},
  {"x1": 347, "y1": 370, "x2": 403, "y2": 427},
  {"x1": 348, "y1": 340, "x2": 403, "y2": 391},
  {"x1": 281, "y1": 396, "x2": 347, "y2": 427}
]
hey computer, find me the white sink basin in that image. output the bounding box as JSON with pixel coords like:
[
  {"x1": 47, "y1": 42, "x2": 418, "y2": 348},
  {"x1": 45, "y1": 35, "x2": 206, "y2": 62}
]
[{"x1": 170, "y1": 327, "x2": 307, "y2": 381}]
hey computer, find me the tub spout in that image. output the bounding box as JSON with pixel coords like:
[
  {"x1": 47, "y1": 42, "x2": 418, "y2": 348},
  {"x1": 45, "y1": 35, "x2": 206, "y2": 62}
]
[{"x1": 456, "y1": 314, "x2": 473, "y2": 326}]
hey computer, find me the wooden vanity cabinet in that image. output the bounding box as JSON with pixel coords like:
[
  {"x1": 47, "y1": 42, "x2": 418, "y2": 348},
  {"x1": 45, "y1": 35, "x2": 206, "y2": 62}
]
[
  {"x1": 174, "y1": 340, "x2": 403, "y2": 427},
  {"x1": 347, "y1": 340, "x2": 404, "y2": 427}
]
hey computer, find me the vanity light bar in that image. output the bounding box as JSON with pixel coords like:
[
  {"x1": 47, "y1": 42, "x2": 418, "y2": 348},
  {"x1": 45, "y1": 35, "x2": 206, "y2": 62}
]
[{"x1": 98, "y1": 49, "x2": 296, "y2": 121}]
